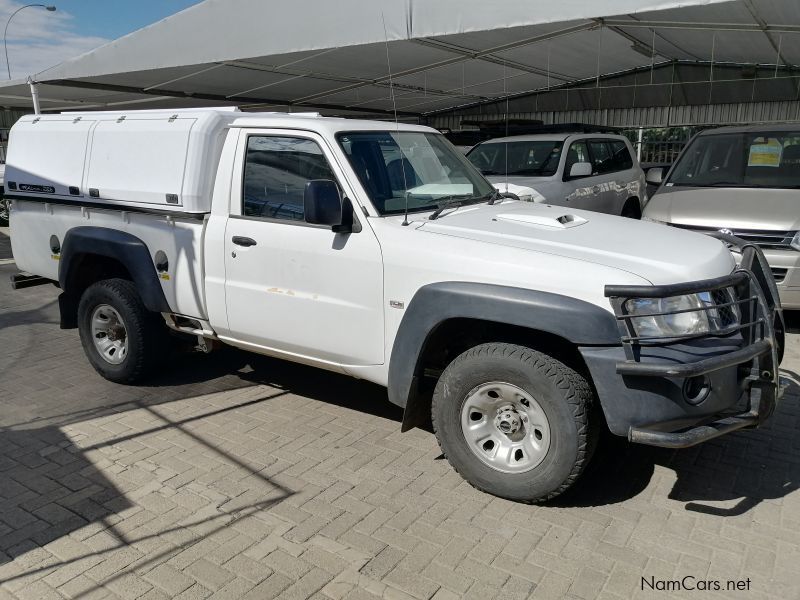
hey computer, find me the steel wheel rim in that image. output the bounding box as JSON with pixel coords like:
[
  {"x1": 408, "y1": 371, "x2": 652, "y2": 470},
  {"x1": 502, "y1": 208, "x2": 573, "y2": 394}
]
[
  {"x1": 460, "y1": 381, "x2": 551, "y2": 473},
  {"x1": 90, "y1": 304, "x2": 128, "y2": 365},
  {"x1": 0, "y1": 200, "x2": 8, "y2": 220}
]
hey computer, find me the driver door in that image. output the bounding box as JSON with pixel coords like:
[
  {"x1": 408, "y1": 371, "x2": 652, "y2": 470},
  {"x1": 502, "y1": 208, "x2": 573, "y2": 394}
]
[{"x1": 221, "y1": 129, "x2": 384, "y2": 366}]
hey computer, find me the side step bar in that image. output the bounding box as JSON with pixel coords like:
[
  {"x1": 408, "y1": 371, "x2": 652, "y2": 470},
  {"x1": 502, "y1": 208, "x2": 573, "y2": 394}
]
[{"x1": 10, "y1": 273, "x2": 53, "y2": 290}]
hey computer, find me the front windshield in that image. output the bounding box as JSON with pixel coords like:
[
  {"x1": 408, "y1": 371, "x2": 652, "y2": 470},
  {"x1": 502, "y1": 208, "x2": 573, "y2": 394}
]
[
  {"x1": 467, "y1": 140, "x2": 564, "y2": 177},
  {"x1": 667, "y1": 132, "x2": 800, "y2": 189},
  {"x1": 337, "y1": 131, "x2": 495, "y2": 216}
]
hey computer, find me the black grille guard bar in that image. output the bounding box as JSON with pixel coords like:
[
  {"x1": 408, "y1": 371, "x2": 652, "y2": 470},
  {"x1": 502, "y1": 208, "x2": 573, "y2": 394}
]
[
  {"x1": 605, "y1": 270, "x2": 749, "y2": 298},
  {"x1": 616, "y1": 339, "x2": 771, "y2": 377},
  {"x1": 605, "y1": 238, "x2": 781, "y2": 379}
]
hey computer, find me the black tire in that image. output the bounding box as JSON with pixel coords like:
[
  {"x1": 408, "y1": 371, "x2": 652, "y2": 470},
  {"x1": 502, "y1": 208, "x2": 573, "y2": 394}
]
[
  {"x1": 77, "y1": 278, "x2": 168, "y2": 383},
  {"x1": 431, "y1": 343, "x2": 597, "y2": 503},
  {"x1": 0, "y1": 198, "x2": 9, "y2": 226},
  {"x1": 620, "y1": 198, "x2": 641, "y2": 219}
]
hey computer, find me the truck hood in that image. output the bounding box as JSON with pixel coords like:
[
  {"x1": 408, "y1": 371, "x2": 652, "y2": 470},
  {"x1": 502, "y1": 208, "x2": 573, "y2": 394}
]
[
  {"x1": 646, "y1": 186, "x2": 800, "y2": 231},
  {"x1": 416, "y1": 201, "x2": 733, "y2": 285}
]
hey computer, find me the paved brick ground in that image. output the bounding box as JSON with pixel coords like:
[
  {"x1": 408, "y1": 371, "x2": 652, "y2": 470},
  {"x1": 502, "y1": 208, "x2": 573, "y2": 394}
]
[{"x1": 1, "y1": 259, "x2": 800, "y2": 600}]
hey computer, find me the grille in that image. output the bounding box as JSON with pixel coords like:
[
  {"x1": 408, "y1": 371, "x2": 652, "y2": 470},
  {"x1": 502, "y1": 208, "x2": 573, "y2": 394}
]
[
  {"x1": 711, "y1": 289, "x2": 738, "y2": 326},
  {"x1": 671, "y1": 224, "x2": 796, "y2": 251},
  {"x1": 771, "y1": 267, "x2": 788, "y2": 283}
]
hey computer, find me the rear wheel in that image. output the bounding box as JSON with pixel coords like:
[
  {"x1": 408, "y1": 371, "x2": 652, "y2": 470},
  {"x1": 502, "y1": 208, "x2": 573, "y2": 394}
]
[
  {"x1": 432, "y1": 343, "x2": 597, "y2": 503},
  {"x1": 78, "y1": 278, "x2": 167, "y2": 383}
]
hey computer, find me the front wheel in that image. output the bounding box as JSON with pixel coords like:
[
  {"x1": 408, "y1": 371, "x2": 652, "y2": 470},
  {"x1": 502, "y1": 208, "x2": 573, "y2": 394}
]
[
  {"x1": 431, "y1": 343, "x2": 597, "y2": 503},
  {"x1": 78, "y1": 278, "x2": 168, "y2": 383}
]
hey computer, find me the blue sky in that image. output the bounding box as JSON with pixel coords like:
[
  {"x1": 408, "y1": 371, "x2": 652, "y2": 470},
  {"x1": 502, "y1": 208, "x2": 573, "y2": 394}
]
[
  {"x1": 0, "y1": 0, "x2": 203, "y2": 79},
  {"x1": 51, "y1": 1, "x2": 202, "y2": 39}
]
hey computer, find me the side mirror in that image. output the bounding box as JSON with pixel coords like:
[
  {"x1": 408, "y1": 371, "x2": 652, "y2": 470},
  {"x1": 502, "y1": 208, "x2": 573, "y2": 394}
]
[
  {"x1": 569, "y1": 162, "x2": 593, "y2": 178},
  {"x1": 646, "y1": 167, "x2": 664, "y2": 185},
  {"x1": 305, "y1": 179, "x2": 342, "y2": 227},
  {"x1": 304, "y1": 179, "x2": 357, "y2": 233}
]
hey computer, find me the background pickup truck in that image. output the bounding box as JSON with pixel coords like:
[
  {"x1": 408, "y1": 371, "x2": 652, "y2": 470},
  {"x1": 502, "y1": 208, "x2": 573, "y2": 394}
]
[{"x1": 7, "y1": 108, "x2": 783, "y2": 503}]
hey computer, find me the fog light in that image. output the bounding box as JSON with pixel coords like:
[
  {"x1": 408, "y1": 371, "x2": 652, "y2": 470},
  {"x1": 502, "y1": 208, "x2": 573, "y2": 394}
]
[{"x1": 683, "y1": 375, "x2": 711, "y2": 405}]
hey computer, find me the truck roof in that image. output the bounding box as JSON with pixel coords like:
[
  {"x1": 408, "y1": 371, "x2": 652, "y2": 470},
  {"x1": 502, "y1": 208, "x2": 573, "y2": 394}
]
[
  {"x1": 58, "y1": 107, "x2": 436, "y2": 135},
  {"x1": 230, "y1": 114, "x2": 434, "y2": 134}
]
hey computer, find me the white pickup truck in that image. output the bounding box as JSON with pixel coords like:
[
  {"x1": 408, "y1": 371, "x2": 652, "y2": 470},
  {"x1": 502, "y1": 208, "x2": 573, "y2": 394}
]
[{"x1": 7, "y1": 108, "x2": 783, "y2": 503}]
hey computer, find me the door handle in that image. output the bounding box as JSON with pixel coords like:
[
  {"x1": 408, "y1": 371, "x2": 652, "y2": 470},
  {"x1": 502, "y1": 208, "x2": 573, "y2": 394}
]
[{"x1": 232, "y1": 236, "x2": 257, "y2": 247}]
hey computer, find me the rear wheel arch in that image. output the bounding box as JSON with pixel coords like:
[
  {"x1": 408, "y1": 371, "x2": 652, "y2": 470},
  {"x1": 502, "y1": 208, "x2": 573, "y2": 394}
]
[
  {"x1": 621, "y1": 197, "x2": 641, "y2": 219},
  {"x1": 58, "y1": 227, "x2": 170, "y2": 328}
]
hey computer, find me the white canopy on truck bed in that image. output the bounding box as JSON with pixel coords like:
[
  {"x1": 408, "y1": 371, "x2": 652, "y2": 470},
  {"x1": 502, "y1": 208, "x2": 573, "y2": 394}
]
[
  {"x1": 5, "y1": 108, "x2": 241, "y2": 213},
  {"x1": 0, "y1": 0, "x2": 797, "y2": 116}
]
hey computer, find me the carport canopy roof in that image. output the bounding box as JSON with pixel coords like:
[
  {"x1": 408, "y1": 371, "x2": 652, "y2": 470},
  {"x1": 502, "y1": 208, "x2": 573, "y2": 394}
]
[{"x1": 0, "y1": 0, "x2": 798, "y2": 116}]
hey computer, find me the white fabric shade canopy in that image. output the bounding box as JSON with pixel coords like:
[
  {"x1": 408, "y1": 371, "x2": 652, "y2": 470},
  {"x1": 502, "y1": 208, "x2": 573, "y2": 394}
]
[{"x1": 0, "y1": 0, "x2": 798, "y2": 116}]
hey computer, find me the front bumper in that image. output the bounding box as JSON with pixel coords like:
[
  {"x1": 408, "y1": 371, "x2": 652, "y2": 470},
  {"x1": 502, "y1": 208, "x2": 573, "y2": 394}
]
[{"x1": 582, "y1": 237, "x2": 782, "y2": 449}]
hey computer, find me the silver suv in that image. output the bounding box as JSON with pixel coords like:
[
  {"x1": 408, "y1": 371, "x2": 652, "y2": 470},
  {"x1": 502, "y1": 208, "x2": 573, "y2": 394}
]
[
  {"x1": 643, "y1": 124, "x2": 800, "y2": 309},
  {"x1": 466, "y1": 133, "x2": 646, "y2": 218}
]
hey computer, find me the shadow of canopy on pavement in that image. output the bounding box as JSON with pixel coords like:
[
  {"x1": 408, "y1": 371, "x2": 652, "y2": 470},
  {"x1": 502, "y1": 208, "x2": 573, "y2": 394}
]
[{"x1": 0, "y1": 425, "x2": 131, "y2": 566}]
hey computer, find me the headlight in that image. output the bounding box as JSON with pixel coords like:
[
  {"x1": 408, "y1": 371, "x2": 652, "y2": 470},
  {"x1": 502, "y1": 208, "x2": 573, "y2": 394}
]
[
  {"x1": 624, "y1": 290, "x2": 738, "y2": 339},
  {"x1": 790, "y1": 231, "x2": 800, "y2": 251}
]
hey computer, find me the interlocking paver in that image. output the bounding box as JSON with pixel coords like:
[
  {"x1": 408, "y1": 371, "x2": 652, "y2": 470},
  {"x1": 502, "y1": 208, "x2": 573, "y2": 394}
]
[{"x1": 1, "y1": 253, "x2": 800, "y2": 600}]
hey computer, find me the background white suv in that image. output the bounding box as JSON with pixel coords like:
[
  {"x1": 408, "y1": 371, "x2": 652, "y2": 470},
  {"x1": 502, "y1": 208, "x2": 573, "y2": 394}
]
[{"x1": 467, "y1": 132, "x2": 647, "y2": 218}]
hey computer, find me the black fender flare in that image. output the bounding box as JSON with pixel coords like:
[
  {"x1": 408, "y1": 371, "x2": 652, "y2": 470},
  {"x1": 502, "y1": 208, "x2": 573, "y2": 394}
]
[
  {"x1": 388, "y1": 282, "x2": 621, "y2": 428},
  {"x1": 59, "y1": 226, "x2": 171, "y2": 313}
]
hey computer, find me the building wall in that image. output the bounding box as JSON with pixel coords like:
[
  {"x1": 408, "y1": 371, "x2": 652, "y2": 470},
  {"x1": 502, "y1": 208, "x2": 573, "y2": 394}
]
[
  {"x1": 425, "y1": 63, "x2": 800, "y2": 130},
  {"x1": 427, "y1": 100, "x2": 800, "y2": 130}
]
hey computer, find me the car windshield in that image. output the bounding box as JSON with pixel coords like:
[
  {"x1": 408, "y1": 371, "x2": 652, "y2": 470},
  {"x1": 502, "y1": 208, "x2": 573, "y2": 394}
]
[
  {"x1": 667, "y1": 132, "x2": 800, "y2": 189},
  {"x1": 466, "y1": 140, "x2": 564, "y2": 177},
  {"x1": 337, "y1": 131, "x2": 495, "y2": 216}
]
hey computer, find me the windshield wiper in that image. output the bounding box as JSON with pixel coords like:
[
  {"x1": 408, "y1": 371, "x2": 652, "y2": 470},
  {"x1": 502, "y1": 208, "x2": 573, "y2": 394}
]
[
  {"x1": 486, "y1": 188, "x2": 503, "y2": 205},
  {"x1": 428, "y1": 194, "x2": 487, "y2": 220}
]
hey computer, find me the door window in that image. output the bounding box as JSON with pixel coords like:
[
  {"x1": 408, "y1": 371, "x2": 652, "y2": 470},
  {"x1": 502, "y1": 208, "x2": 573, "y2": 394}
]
[
  {"x1": 588, "y1": 140, "x2": 613, "y2": 174},
  {"x1": 609, "y1": 140, "x2": 634, "y2": 171},
  {"x1": 242, "y1": 135, "x2": 337, "y2": 221},
  {"x1": 564, "y1": 140, "x2": 590, "y2": 179}
]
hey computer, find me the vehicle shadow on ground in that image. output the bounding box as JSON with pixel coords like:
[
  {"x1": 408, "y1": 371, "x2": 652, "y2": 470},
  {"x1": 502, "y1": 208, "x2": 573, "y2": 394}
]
[
  {"x1": 0, "y1": 300, "x2": 61, "y2": 332},
  {"x1": 553, "y1": 371, "x2": 800, "y2": 514},
  {"x1": 4, "y1": 345, "x2": 402, "y2": 432}
]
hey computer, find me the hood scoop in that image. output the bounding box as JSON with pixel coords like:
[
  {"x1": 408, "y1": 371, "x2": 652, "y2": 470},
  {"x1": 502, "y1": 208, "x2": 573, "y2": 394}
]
[{"x1": 495, "y1": 212, "x2": 588, "y2": 229}]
